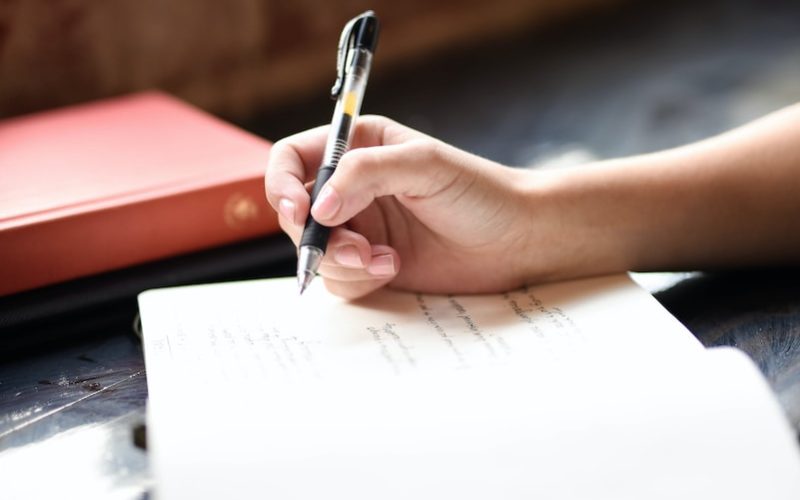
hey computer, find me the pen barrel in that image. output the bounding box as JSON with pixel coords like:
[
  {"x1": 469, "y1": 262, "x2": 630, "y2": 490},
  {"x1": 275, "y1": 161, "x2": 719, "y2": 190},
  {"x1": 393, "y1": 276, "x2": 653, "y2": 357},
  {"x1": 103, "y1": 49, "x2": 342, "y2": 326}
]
[
  {"x1": 321, "y1": 51, "x2": 372, "y2": 166},
  {"x1": 300, "y1": 50, "x2": 372, "y2": 254},
  {"x1": 300, "y1": 164, "x2": 336, "y2": 251}
]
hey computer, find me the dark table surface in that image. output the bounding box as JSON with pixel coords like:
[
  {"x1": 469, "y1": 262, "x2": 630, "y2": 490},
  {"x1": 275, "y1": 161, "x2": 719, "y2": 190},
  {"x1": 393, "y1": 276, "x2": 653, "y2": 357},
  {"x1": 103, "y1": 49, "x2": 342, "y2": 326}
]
[{"x1": 2, "y1": 0, "x2": 800, "y2": 497}]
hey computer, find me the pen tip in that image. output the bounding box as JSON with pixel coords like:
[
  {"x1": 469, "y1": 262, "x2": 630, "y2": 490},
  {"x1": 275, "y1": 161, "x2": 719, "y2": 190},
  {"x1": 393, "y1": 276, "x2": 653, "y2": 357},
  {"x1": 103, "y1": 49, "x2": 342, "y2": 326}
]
[
  {"x1": 297, "y1": 246, "x2": 322, "y2": 295},
  {"x1": 297, "y1": 271, "x2": 314, "y2": 296}
]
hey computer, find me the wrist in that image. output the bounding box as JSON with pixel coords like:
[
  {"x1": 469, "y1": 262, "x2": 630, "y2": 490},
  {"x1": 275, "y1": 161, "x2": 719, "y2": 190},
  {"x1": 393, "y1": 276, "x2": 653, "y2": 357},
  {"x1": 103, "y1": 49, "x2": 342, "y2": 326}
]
[{"x1": 514, "y1": 162, "x2": 647, "y2": 284}]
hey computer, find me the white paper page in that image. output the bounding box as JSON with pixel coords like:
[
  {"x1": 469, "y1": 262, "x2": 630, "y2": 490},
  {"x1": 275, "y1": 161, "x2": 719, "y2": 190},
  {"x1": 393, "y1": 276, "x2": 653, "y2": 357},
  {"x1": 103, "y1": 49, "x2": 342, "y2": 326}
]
[
  {"x1": 140, "y1": 274, "x2": 701, "y2": 387},
  {"x1": 139, "y1": 274, "x2": 800, "y2": 499}
]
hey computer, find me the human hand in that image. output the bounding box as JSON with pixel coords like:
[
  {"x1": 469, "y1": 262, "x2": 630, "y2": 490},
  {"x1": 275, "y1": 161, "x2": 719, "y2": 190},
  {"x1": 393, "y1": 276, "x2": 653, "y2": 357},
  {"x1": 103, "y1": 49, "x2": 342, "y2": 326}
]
[
  {"x1": 265, "y1": 116, "x2": 546, "y2": 299},
  {"x1": 268, "y1": 105, "x2": 800, "y2": 298}
]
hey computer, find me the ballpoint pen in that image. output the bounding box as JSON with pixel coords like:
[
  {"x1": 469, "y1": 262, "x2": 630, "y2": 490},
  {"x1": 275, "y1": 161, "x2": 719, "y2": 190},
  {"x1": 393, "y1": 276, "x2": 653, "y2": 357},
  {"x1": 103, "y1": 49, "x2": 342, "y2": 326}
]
[{"x1": 297, "y1": 11, "x2": 380, "y2": 294}]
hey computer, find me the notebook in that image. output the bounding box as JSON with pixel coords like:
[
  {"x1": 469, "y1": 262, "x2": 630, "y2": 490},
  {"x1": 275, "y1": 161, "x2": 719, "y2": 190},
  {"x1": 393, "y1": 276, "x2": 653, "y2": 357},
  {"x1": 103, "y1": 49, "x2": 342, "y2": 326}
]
[
  {"x1": 138, "y1": 274, "x2": 800, "y2": 499},
  {"x1": 0, "y1": 92, "x2": 277, "y2": 295}
]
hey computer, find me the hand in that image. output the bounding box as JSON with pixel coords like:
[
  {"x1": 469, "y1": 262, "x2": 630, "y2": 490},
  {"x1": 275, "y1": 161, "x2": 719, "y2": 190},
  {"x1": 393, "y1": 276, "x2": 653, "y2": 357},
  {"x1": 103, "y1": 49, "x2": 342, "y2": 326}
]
[
  {"x1": 267, "y1": 105, "x2": 800, "y2": 299},
  {"x1": 265, "y1": 116, "x2": 538, "y2": 299}
]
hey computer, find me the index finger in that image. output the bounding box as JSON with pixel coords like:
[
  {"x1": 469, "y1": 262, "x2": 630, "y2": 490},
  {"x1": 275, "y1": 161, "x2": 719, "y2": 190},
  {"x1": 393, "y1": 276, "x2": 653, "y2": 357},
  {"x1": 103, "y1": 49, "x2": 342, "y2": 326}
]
[
  {"x1": 265, "y1": 125, "x2": 329, "y2": 222},
  {"x1": 265, "y1": 116, "x2": 419, "y2": 225}
]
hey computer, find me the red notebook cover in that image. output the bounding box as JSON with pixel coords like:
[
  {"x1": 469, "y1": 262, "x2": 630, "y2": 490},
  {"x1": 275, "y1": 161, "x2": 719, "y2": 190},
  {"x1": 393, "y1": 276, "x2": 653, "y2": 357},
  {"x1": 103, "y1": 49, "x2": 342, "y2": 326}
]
[{"x1": 0, "y1": 92, "x2": 279, "y2": 296}]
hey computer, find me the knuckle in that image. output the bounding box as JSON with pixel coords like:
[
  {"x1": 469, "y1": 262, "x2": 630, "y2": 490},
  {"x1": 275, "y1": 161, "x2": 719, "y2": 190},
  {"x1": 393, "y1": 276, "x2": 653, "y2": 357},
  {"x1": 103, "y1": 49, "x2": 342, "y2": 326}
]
[
  {"x1": 264, "y1": 160, "x2": 286, "y2": 188},
  {"x1": 264, "y1": 172, "x2": 287, "y2": 200},
  {"x1": 359, "y1": 114, "x2": 382, "y2": 126},
  {"x1": 266, "y1": 141, "x2": 288, "y2": 166},
  {"x1": 420, "y1": 139, "x2": 447, "y2": 163},
  {"x1": 341, "y1": 148, "x2": 374, "y2": 177}
]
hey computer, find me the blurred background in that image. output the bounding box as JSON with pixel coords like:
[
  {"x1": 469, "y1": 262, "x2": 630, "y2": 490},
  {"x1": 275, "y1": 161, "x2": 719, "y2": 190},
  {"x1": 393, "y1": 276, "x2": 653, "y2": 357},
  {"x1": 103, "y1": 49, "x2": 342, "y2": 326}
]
[
  {"x1": 3, "y1": 0, "x2": 799, "y2": 166},
  {"x1": 2, "y1": 1, "x2": 800, "y2": 496}
]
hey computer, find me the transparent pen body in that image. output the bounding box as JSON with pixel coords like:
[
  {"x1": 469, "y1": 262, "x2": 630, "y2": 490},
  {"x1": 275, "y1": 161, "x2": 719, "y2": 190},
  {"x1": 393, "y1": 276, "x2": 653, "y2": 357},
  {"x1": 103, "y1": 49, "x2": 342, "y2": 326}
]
[
  {"x1": 321, "y1": 50, "x2": 373, "y2": 167},
  {"x1": 299, "y1": 49, "x2": 373, "y2": 256}
]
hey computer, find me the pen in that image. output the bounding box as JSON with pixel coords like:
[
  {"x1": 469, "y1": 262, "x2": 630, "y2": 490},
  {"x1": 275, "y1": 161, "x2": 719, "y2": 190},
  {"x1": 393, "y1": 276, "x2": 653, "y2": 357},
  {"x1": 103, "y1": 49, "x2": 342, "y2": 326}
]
[{"x1": 297, "y1": 11, "x2": 380, "y2": 294}]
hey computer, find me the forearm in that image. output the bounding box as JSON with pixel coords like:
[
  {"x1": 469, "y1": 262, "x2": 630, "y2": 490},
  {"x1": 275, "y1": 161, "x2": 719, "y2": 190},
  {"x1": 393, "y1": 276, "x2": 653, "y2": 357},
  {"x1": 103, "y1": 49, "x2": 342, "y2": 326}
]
[{"x1": 526, "y1": 104, "x2": 800, "y2": 279}]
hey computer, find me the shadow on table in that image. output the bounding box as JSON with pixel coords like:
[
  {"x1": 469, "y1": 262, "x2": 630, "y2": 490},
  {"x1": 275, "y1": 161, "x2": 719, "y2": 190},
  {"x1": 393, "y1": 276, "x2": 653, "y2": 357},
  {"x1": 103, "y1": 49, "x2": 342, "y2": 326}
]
[{"x1": 655, "y1": 268, "x2": 800, "y2": 428}]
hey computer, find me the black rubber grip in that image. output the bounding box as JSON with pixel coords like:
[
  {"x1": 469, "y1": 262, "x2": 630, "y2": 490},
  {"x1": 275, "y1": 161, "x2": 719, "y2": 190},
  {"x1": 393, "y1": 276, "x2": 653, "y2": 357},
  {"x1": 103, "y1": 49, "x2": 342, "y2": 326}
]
[{"x1": 300, "y1": 165, "x2": 336, "y2": 250}]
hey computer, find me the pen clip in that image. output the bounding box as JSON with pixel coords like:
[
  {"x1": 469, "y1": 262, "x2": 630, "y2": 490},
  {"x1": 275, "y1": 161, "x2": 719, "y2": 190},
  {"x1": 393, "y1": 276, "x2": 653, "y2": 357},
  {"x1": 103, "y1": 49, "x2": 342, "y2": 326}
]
[{"x1": 331, "y1": 11, "x2": 373, "y2": 99}]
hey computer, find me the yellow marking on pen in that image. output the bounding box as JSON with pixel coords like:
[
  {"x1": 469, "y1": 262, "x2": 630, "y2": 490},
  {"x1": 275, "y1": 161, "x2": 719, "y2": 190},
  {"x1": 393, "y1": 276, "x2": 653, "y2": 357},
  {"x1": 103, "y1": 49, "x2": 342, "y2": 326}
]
[{"x1": 343, "y1": 91, "x2": 358, "y2": 115}]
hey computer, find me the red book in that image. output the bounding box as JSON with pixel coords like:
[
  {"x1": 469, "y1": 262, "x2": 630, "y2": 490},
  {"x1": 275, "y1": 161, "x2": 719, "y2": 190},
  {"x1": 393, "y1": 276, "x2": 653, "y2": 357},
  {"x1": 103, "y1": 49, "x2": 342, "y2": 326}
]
[{"x1": 0, "y1": 92, "x2": 279, "y2": 296}]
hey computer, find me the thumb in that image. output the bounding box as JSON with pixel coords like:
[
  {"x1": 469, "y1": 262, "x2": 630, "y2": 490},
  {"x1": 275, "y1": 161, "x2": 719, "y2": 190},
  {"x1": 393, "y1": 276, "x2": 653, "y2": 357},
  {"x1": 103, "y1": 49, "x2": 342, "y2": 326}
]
[{"x1": 310, "y1": 140, "x2": 461, "y2": 226}]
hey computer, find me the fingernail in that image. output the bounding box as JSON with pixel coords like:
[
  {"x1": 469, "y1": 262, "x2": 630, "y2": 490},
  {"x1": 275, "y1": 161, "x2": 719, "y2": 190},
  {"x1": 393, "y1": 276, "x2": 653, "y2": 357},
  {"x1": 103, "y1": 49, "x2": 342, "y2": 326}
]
[
  {"x1": 334, "y1": 245, "x2": 364, "y2": 268},
  {"x1": 312, "y1": 185, "x2": 341, "y2": 221},
  {"x1": 367, "y1": 254, "x2": 395, "y2": 276},
  {"x1": 278, "y1": 198, "x2": 296, "y2": 224}
]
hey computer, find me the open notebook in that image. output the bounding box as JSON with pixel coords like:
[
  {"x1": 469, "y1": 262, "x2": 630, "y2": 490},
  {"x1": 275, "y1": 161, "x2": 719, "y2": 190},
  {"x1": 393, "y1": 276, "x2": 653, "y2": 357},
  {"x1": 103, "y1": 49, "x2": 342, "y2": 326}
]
[{"x1": 138, "y1": 274, "x2": 800, "y2": 499}]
